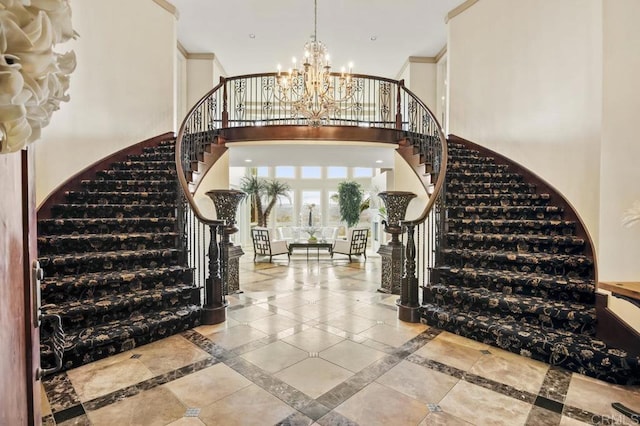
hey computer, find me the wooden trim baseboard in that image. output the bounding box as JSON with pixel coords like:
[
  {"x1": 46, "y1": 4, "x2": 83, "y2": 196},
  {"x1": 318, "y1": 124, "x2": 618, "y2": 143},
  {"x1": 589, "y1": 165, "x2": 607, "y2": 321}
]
[{"x1": 596, "y1": 293, "x2": 640, "y2": 356}]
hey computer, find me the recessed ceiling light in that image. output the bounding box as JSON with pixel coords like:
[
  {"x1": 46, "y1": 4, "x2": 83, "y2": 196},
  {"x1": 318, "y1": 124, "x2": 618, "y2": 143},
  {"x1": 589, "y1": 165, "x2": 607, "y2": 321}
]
[
  {"x1": 245, "y1": 159, "x2": 252, "y2": 163},
  {"x1": 370, "y1": 35, "x2": 377, "y2": 41},
  {"x1": 375, "y1": 160, "x2": 383, "y2": 164},
  {"x1": 249, "y1": 33, "x2": 256, "y2": 39}
]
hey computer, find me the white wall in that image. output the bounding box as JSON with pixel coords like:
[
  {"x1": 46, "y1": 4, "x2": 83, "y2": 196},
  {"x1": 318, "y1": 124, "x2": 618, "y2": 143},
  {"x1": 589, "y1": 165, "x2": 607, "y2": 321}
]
[
  {"x1": 392, "y1": 152, "x2": 429, "y2": 221},
  {"x1": 599, "y1": 0, "x2": 640, "y2": 280},
  {"x1": 176, "y1": 49, "x2": 188, "y2": 125},
  {"x1": 408, "y1": 61, "x2": 437, "y2": 113},
  {"x1": 34, "y1": 0, "x2": 177, "y2": 206},
  {"x1": 447, "y1": 0, "x2": 602, "y2": 246}
]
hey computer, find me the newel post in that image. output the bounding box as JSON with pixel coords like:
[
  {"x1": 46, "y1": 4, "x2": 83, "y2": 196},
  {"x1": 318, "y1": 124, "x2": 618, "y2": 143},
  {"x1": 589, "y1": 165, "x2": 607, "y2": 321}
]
[
  {"x1": 221, "y1": 76, "x2": 229, "y2": 128},
  {"x1": 395, "y1": 79, "x2": 404, "y2": 130},
  {"x1": 398, "y1": 222, "x2": 421, "y2": 323},
  {"x1": 202, "y1": 223, "x2": 227, "y2": 325}
]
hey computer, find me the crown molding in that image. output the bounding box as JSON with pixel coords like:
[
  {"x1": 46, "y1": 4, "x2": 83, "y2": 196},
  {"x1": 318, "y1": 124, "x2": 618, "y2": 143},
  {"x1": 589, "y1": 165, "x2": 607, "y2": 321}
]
[
  {"x1": 435, "y1": 46, "x2": 447, "y2": 63},
  {"x1": 445, "y1": 0, "x2": 479, "y2": 23},
  {"x1": 409, "y1": 56, "x2": 437, "y2": 64},
  {"x1": 152, "y1": 0, "x2": 179, "y2": 19},
  {"x1": 187, "y1": 53, "x2": 216, "y2": 60},
  {"x1": 177, "y1": 42, "x2": 188, "y2": 58}
]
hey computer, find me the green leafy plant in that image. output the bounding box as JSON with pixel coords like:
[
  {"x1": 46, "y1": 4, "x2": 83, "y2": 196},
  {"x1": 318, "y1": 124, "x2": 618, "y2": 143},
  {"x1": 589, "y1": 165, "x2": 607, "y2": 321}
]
[
  {"x1": 337, "y1": 181, "x2": 363, "y2": 228},
  {"x1": 240, "y1": 175, "x2": 291, "y2": 227}
]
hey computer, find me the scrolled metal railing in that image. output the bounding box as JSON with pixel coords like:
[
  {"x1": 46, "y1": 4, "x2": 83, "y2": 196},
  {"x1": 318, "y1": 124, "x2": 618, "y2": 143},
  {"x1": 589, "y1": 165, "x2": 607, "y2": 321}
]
[{"x1": 176, "y1": 72, "x2": 447, "y2": 324}]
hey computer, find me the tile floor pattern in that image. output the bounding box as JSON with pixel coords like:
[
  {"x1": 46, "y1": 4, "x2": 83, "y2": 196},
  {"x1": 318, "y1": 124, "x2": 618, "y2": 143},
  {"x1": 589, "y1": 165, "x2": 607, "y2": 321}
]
[{"x1": 41, "y1": 254, "x2": 640, "y2": 426}]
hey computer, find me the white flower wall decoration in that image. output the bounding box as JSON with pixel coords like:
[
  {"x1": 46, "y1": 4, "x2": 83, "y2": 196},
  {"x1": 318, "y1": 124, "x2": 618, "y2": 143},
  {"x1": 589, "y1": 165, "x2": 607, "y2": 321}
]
[{"x1": 0, "y1": 0, "x2": 76, "y2": 154}]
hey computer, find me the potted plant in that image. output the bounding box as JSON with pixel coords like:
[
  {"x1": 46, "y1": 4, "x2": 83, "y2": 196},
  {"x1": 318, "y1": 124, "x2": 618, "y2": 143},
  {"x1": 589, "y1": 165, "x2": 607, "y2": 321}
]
[{"x1": 240, "y1": 175, "x2": 291, "y2": 227}]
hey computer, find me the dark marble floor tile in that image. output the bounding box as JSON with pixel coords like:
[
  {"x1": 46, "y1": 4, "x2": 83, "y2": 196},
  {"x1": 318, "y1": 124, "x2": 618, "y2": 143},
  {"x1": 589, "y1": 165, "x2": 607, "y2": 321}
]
[
  {"x1": 57, "y1": 414, "x2": 92, "y2": 426},
  {"x1": 276, "y1": 411, "x2": 314, "y2": 426},
  {"x1": 405, "y1": 353, "x2": 465, "y2": 379},
  {"x1": 53, "y1": 404, "x2": 85, "y2": 424},
  {"x1": 525, "y1": 405, "x2": 562, "y2": 426},
  {"x1": 562, "y1": 405, "x2": 601, "y2": 424},
  {"x1": 463, "y1": 372, "x2": 537, "y2": 404},
  {"x1": 534, "y1": 395, "x2": 564, "y2": 414},
  {"x1": 42, "y1": 373, "x2": 81, "y2": 413},
  {"x1": 316, "y1": 411, "x2": 359, "y2": 426},
  {"x1": 539, "y1": 366, "x2": 572, "y2": 403},
  {"x1": 42, "y1": 414, "x2": 56, "y2": 426},
  {"x1": 299, "y1": 400, "x2": 332, "y2": 421}
]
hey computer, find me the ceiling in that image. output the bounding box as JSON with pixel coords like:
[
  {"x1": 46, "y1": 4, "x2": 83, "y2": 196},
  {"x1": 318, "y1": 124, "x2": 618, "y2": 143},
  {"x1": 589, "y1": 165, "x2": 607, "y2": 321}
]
[
  {"x1": 171, "y1": 0, "x2": 465, "y2": 78},
  {"x1": 227, "y1": 141, "x2": 397, "y2": 168}
]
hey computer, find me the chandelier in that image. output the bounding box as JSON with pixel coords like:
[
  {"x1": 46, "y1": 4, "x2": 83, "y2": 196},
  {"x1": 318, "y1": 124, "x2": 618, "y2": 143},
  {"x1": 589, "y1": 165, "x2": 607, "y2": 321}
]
[{"x1": 276, "y1": 0, "x2": 356, "y2": 126}]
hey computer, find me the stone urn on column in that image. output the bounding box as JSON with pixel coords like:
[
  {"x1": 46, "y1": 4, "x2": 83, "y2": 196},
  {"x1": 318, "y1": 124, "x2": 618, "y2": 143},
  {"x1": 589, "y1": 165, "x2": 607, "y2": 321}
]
[
  {"x1": 205, "y1": 189, "x2": 246, "y2": 294},
  {"x1": 377, "y1": 191, "x2": 417, "y2": 294}
]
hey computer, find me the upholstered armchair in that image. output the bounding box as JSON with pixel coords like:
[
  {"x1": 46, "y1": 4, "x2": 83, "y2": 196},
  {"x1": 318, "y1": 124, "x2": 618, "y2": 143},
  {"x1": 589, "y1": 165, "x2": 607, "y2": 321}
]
[
  {"x1": 251, "y1": 227, "x2": 290, "y2": 262},
  {"x1": 332, "y1": 227, "x2": 369, "y2": 262}
]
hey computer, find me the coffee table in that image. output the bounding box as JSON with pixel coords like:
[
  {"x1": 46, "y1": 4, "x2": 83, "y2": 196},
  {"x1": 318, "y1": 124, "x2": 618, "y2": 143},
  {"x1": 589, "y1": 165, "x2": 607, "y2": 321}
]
[{"x1": 287, "y1": 241, "x2": 333, "y2": 261}]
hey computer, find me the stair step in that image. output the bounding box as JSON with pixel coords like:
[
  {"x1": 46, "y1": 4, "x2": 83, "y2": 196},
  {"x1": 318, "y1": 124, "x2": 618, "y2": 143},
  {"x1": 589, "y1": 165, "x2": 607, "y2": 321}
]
[
  {"x1": 419, "y1": 303, "x2": 640, "y2": 385},
  {"x1": 128, "y1": 152, "x2": 174, "y2": 162},
  {"x1": 50, "y1": 203, "x2": 176, "y2": 218},
  {"x1": 445, "y1": 232, "x2": 585, "y2": 254},
  {"x1": 447, "y1": 154, "x2": 496, "y2": 164},
  {"x1": 448, "y1": 163, "x2": 510, "y2": 173},
  {"x1": 111, "y1": 161, "x2": 175, "y2": 170},
  {"x1": 143, "y1": 144, "x2": 174, "y2": 153},
  {"x1": 38, "y1": 232, "x2": 179, "y2": 255},
  {"x1": 40, "y1": 266, "x2": 193, "y2": 303},
  {"x1": 447, "y1": 218, "x2": 576, "y2": 236},
  {"x1": 64, "y1": 191, "x2": 176, "y2": 205},
  {"x1": 446, "y1": 182, "x2": 537, "y2": 194},
  {"x1": 438, "y1": 267, "x2": 595, "y2": 303},
  {"x1": 42, "y1": 286, "x2": 195, "y2": 332},
  {"x1": 448, "y1": 172, "x2": 523, "y2": 184},
  {"x1": 38, "y1": 217, "x2": 176, "y2": 236},
  {"x1": 424, "y1": 285, "x2": 596, "y2": 335},
  {"x1": 447, "y1": 193, "x2": 551, "y2": 206},
  {"x1": 39, "y1": 248, "x2": 181, "y2": 277},
  {"x1": 81, "y1": 179, "x2": 175, "y2": 192},
  {"x1": 96, "y1": 169, "x2": 176, "y2": 180},
  {"x1": 448, "y1": 205, "x2": 563, "y2": 220},
  {"x1": 40, "y1": 305, "x2": 201, "y2": 371},
  {"x1": 442, "y1": 248, "x2": 594, "y2": 278}
]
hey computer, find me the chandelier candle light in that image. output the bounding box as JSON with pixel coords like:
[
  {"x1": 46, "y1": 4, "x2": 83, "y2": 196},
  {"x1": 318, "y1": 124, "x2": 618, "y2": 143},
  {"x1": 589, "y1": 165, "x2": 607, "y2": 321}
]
[{"x1": 276, "y1": 0, "x2": 356, "y2": 126}]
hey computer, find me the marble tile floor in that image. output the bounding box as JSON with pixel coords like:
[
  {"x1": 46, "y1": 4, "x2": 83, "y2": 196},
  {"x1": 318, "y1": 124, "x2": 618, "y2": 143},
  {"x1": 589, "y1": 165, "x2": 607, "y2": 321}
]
[{"x1": 42, "y1": 254, "x2": 640, "y2": 426}]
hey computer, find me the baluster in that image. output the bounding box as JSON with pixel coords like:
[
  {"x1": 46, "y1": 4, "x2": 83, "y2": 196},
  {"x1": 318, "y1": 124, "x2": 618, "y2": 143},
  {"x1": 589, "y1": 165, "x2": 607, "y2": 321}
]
[
  {"x1": 398, "y1": 223, "x2": 421, "y2": 323},
  {"x1": 221, "y1": 77, "x2": 228, "y2": 128},
  {"x1": 396, "y1": 80, "x2": 404, "y2": 129}
]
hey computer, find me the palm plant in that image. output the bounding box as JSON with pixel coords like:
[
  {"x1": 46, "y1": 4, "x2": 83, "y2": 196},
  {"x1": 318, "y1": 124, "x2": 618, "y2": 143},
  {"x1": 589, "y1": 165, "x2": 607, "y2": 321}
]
[
  {"x1": 262, "y1": 179, "x2": 292, "y2": 227},
  {"x1": 239, "y1": 175, "x2": 266, "y2": 226}
]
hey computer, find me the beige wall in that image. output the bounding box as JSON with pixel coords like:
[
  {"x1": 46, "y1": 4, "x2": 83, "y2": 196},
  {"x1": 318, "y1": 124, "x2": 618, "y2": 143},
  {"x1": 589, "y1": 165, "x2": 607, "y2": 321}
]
[
  {"x1": 599, "y1": 0, "x2": 640, "y2": 280},
  {"x1": 447, "y1": 0, "x2": 602, "y2": 247},
  {"x1": 186, "y1": 56, "x2": 215, "y2": 109},
  {"x1": 34, "y1": 0, "x2": 177, "y2": 206},
  {"x1": 396, "y1": 59, "x2": 438, "y2": 114}
]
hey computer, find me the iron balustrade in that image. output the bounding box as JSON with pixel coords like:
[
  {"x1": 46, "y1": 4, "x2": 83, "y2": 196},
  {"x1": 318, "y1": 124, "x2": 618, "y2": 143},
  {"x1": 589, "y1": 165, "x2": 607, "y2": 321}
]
[{"x1": 176, "y1": 72, "x2": 447, "y2": 322}]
